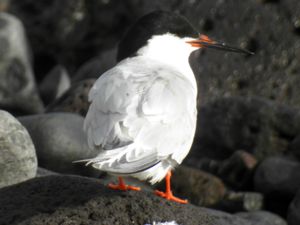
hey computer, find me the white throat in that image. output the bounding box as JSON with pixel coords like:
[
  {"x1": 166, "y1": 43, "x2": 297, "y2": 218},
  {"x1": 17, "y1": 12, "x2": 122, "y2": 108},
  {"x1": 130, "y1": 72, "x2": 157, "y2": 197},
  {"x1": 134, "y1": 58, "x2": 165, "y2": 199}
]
[{"x1": 137, "y1": 33, "x2": 198, "y2": 87}]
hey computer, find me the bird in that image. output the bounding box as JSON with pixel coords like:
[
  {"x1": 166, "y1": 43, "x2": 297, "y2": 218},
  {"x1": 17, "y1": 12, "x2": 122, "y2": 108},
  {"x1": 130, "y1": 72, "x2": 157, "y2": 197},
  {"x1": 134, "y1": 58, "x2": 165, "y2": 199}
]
[{"x1": 79, "y1": 10, "x2": 252, "y2": 204}]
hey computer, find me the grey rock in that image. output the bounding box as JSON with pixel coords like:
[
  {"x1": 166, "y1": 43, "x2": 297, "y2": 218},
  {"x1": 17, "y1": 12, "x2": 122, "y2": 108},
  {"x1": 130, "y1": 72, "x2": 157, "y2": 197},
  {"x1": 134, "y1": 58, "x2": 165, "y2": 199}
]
[
  {"x1": 39, "y1": 65, "x2": 71, "y2": 105},
  {"x1": 288, "y1": 189, "x2": 300, "y2": 225},
  {"x1": 18, "y1": 112, "x2": 100, "y2": 176},
  {"x1": 36, "y1": 167, "x2": 58, "y2": 177},
  {"x1": 237, "y1": 211, "x2": 287, "y2": 225},
  {"x1": 9, "y1": 0, "x2": 126, "y2": 72},
  {"x1": 46, "y1": 79, "x2": 95, "y2": 117},
  {"x1": 72, "y1": 47, "x2": 117, "y2": 82},
  {"x1": 254, "y1": 156, "x2": 300, "y2": 197},
  {"x1": 254, "y1": 156, "x2": 300, "y2": 217},
  {"x1": 0, "y1": 12, "x2": 43, "y2": 114},
  {"x1": 189, "y1": 97, "x2": 300, "y2": 160},
  {"x1": 215, "y1": 191, "x2": 264, "y2": 213},
  {"x1": 0, "y1": 175, "x2": 259, "y2": 225},
  {"x1": 0, "y1": 110, "x2": 37, "y2": 188}
]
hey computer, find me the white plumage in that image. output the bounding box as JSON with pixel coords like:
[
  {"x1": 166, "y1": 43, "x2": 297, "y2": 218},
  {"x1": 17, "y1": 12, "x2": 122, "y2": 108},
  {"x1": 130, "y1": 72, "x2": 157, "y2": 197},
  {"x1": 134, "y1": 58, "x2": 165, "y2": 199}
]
[{"x1": 83, "y1": 33, "x2": 198, "y2": 184}]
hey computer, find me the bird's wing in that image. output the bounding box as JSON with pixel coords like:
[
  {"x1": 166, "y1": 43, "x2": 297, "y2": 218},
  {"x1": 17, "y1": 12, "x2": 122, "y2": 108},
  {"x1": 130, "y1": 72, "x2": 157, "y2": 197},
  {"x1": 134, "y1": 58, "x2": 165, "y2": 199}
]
[{"x1": 84, "y1": 60, "x2": 196, "y2": 173}]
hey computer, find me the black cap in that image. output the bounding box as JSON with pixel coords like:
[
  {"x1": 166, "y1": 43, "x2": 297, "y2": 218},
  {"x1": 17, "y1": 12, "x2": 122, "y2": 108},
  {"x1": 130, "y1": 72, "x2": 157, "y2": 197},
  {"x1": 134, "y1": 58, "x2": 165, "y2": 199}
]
[{"x1": 117, "y1": 11, "x2": 198, "y2": 61}]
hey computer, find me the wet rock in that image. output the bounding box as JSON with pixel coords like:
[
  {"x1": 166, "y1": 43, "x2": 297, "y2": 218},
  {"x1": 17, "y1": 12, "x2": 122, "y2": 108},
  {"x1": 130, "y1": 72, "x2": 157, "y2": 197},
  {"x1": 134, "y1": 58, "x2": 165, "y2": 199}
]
[
  {"x1": 39, "y1": 65, "x2": 71, "y2": 105},
  {"x1": 72, "y1": 48, "x2": 117, "y2": 82},
  {"x1": 0, "y1": 175, "x2": 262, "y2": 225},
  {"x1": 187, "y1": 150, "x2": 257, "y2": 190},
  {"x1": 46, "y1": 79, "x2": 95, "y2": 117},
  {"x1": 215, "y1": 191, "x2": 264, "y2": 213},
  {"x1": 0, "y1": 12, "x2": 43, "y2": 114},
  {"x1": 288, "y1": 189, "x2": 300, "y2": 225},
  {"x1": 237, "y1": 211, "x2": 287, "y2": 225},
  {"x1": 190, "y1": 96, "x2": 300, "y2": 160},
  {"x1": 156, "y1": 165, "x2": 226, "y2": 207},
  {"x1": 18, "y1": 112, "x2": 99, "y2": 176},
  {"x1": 0, "y1": 110, "x2": 37, "y2": 188}
]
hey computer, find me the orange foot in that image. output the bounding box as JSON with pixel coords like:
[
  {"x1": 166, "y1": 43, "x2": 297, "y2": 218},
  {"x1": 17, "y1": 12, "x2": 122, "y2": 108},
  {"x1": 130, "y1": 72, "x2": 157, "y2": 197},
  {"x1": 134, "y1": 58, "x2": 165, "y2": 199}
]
[
  {"x1": 154, "y1": 171, "x2": 188, "y2": 204},
  {"x1": 108, "y1": 177, "x2": 141, "y2": 191}
]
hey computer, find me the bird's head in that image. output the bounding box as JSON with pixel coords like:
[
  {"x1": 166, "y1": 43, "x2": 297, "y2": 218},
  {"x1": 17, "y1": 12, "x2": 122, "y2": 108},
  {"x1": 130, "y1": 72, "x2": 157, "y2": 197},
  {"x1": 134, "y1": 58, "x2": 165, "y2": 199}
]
[{"x1": 117, "y1": 11, "x2": 253, "y2": 62}]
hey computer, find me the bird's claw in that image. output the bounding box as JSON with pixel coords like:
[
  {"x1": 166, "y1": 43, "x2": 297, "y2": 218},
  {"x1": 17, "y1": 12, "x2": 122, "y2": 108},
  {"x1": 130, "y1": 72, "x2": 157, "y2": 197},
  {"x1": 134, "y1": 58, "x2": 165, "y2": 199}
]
[
  {"x1": 108, "y1": 183, "x2": 141, "y2": 191},
  {"x1": 155, "y1": 189, "x2": 188, "y2": 204}
]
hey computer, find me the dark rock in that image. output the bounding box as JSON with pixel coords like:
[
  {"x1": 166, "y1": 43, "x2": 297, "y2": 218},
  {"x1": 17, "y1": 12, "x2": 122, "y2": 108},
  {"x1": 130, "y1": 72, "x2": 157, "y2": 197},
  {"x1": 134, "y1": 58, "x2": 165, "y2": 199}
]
[
  {"x1": 254, "y1": 156, "x2": 300, "y2": 197},
  {"x1": 215, "y1": 191, "x2": 264, "y2": 213},
  {"x1": 254, "y1": 156, "x2": 300, "y2": 216},
  {"x1": 46, "y1": 79, "x2": 95, "y2": 117},
  {"x1": 36, "y1": 167, "x2": 58, "y2": 177},
  {"x1": 0, "y1": 110, "x2": 37, "y2": 188},
  {"x1": 0, "y1": 12, "x2": 43, "y2": 114},
  {"x1": 288, "y1": 189, "x2": 300, "y2": 225},
  {"x1": 288, "y1": 134, "x2": 300, "y2": 159},
  {"x1": 18, "y1": 113, "x2": 100, "y2": 176},
  {"x1": 0, "y1": 175, "x2": 263, "y2": 225},
  {"x1": 237, "y1": 211, "x2": 287, "y2": 225},
  {"x1": 190, "y1": 96, "x2": 300, "y2": 160},
  {"x1": 72, "y1": 48, "x2": 117, "y2": 82},
  {"x1": 8, "y1": 0, "x2": 133, "y2": 73},
  {"x1": 187, "y1": 150, "x2": 257, "y2": 190},
  {"x1": 39, "y1": 65, "x2": 71, "y2": 105},
  {"x1": 156, "y1": 166, "x2": 226, "y2": 207}
]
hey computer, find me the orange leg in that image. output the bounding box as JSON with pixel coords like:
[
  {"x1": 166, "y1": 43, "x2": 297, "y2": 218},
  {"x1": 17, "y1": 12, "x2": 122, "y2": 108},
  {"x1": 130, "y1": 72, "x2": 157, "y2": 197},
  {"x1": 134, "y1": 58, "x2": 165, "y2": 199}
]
[
  {"x1": 108, "y1": 177, "x2": 141, "y2": 191},
  {"x1": 155, "y1": 171, "x2": 188, "y2": 204}
]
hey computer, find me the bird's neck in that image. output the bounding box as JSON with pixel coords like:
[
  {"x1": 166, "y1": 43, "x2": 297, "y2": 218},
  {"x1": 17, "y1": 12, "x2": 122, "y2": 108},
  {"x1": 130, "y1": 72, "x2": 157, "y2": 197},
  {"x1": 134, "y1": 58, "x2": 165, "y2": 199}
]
[{"x1": 137, "y1": 34, "x2": 197, "y2": 89}]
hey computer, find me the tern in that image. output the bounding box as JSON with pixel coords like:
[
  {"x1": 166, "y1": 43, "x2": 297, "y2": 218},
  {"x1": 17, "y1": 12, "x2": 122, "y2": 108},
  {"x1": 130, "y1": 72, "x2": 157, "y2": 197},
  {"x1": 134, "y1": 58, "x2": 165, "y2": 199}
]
[{"x1": 80, "y1": 11, "x2": 252, "y2": 204}]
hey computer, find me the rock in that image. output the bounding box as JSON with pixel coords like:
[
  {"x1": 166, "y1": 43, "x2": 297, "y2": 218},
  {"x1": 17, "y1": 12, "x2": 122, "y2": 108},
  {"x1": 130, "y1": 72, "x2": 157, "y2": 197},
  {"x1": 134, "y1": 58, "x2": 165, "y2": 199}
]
[
  {"x1": 288, "y1": 189, "x2": 300, "y2": 225},
  {"x1": 46, "y1": 79, "x2": 95, "y2": 117},
  {"x1": 288, "y1": 134, "x2": 300, "y2": 159},
  {"x1": 72, "y1": 48, "x2": 117, "y2": 82},
  {"x1": 0, "y1": 110, "x2": 37, "y2": 188},
  {"x1": 189, "y1": 96, "x2": 300, "y2": 160},
  {"x1": 0, "y1": 175, "x2": 265, "y2": 225},
  {"x1": 237, "y1": 211, "x2": 287, "y2": 225},
  {"x1": 0, "y1": 12, "x2": 43, "y2": 114},
  {"x1": 187, "y1": 150, "x2": 257, "y2": 190},
  {"x1": 8, "y1": 0, "x2": 132, "y2": 73},
  {"x1": 7, "y1": 0, "x2": 300, "y2": 110},
  {"x1": 156, "y1": 165, "x2": 226, "y2": 207},
  {"x1": 39, "y1": 65, "x2": 71, "y2": 105},
  {"x1": 0, "y1": 0, "x2": 9, "y2": 11},
  {"x1": 215, "y1": 191, "x2": 264, "y2": 213},
  {"x1": 36, "y1": 167, "x2": 58, "y2": 177},
  {"x1": 254, "y1": 156, "x2": 300, "y2": 197},
  {"x1": 18, "y1": 112, "x2": 100, "y2": 176},
  {"x1": 254, "y1": 156, "x2": 300, "y2": 216}
]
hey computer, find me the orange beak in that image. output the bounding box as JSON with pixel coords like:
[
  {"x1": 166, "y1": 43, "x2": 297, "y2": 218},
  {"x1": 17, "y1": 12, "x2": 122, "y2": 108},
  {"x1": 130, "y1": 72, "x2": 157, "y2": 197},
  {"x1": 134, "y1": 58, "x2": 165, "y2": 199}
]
[{"x1": 186, "y1": 34, "x2": 254, "y2": 55}]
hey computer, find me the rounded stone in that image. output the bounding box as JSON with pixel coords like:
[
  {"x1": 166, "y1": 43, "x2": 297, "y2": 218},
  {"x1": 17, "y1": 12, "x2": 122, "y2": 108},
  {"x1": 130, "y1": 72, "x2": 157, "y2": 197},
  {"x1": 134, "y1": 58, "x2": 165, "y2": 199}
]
[
  {"x1": 18, "y1": 112, "x2": 100, "y2": 176},
  {"x1": 0, "y1": 110, "x2": 37, "y2": 188}
]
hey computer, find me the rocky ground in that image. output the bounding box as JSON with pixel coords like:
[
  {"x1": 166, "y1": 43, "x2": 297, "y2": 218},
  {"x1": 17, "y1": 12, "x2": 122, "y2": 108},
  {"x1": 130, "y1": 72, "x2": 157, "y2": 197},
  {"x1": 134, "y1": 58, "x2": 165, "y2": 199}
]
[{"x1": 1, "y1": 0, "x2": 300, "y2": 224}]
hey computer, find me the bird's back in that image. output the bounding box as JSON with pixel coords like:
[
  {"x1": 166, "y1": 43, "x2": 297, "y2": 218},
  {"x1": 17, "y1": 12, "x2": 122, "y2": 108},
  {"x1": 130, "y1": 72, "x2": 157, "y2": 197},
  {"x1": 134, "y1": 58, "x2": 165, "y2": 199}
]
[{"x1": 83, "y1": 56, "x2": 197, "y2": 182}]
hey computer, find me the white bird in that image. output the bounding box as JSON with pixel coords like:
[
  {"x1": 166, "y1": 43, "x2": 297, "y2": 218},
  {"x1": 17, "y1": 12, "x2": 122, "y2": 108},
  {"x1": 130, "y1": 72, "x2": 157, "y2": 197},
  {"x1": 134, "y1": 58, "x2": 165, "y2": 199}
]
[{"x1": 80, "y1": 11, "x2": 252, "y2": 204}]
